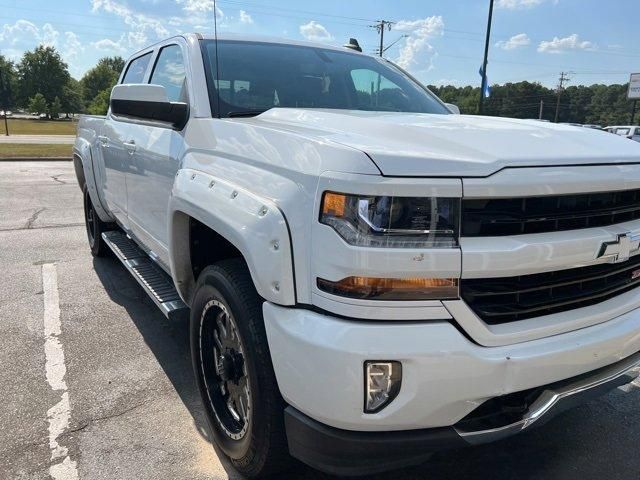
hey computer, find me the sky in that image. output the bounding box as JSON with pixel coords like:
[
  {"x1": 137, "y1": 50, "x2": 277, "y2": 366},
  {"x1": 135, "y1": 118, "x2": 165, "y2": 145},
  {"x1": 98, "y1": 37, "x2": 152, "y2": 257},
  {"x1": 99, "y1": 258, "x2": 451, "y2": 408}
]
[{"x1": 0, "y1": 0, "x2": 639, "y2": 88}]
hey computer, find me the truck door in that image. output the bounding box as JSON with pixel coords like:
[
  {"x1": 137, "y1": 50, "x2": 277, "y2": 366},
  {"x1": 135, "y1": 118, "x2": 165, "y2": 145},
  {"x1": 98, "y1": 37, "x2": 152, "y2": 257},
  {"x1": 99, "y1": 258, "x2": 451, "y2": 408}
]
[
  {"x1": 100, "y1": 51, "x2": 154, "y2": 229},
  {"x1": 126, "y1": 43, "x2": 189, "y2": 268}
]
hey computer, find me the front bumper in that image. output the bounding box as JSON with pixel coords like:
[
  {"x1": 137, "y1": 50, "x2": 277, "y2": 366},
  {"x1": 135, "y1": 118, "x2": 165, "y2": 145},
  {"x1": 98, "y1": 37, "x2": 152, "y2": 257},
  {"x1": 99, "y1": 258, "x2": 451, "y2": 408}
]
[
  {"x1": 263, "y1": 302, "x2": 640, "y2": 432},
  {"x1": 283, "y1": 352, "x2": 639, "y2": 476}
]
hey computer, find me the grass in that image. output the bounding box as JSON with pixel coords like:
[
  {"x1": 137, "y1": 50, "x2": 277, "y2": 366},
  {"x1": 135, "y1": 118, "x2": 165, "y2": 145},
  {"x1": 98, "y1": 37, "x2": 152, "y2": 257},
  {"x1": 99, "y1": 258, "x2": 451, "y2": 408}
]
[
  {"x1": 0, "y1": 118, "x2": 78, "y2": 135},
  {"x1": 0, "y1": 144, "x2": 72, "y2": 158}
]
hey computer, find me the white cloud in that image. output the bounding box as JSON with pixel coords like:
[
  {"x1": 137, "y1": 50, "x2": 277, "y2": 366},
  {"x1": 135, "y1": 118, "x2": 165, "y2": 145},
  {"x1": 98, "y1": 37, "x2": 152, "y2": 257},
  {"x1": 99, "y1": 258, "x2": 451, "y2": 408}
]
[
  {"x1": 91, "y1": 37, "x2": 127, "y2": 54},
  {"x1": 0, "y1": 20, "x2": 41, "y2": 47},
  {"x1": 497, "y1": 0, "x2": 553, "y2": 9},
  {"x1": 177, "y1": 0, "x2": 214, "y2": 12},
  {"x1": 173, "y1": 0, "x2": 223, "y2": 27},
  {"x1": 299, "y1": 21, "x2": 333, "y2": 42},
  {"x1": 62, "y1": 32, "x2": 83, "y2": 61},
  {"x1": 537, "y1": 33, "x2": 594, "y2": 53},
  {"x1": 394, "y1": 16, "x2": 444, "y2": 70},
  {"x1": 239, "y1": 10, "x2": 254, "y2": 24},
  {"x1": 41, "y1": 23, "x2": 59, "y2": 46},
  {"x1": 92, "y1": 0, "x2": 169, "y2": 38},
  {"x1": 495, "y1": 33, "x2": 530, "y2": 50}
]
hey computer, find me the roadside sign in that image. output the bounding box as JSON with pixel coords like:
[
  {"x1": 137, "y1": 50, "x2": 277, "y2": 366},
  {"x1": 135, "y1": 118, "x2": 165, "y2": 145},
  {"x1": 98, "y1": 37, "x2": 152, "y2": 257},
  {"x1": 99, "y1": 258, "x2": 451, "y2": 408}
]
[{"x1": 629, "y1": 73, "x2": 640, "y2": 100}]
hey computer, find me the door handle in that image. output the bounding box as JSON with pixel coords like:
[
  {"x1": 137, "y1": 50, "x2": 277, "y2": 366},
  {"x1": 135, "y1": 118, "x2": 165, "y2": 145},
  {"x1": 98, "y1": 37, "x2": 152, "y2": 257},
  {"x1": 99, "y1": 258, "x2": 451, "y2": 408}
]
[
  {"x1": 97, "y1": 135, "x2": 109, "y2": 147},
  {"x1": 123, "y1": 140, "x2": 136, "y2": 154}
]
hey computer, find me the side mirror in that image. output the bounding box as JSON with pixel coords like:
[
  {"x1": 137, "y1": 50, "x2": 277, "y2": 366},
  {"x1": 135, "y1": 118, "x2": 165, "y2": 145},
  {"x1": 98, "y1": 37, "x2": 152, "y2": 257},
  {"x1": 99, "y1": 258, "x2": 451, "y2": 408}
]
[
  {"x1": 110, "y1": 84, "x2": 188, "y2": 130},
  {"x1": 444, "y1": 103, "x2": 461, "y2": 115}
]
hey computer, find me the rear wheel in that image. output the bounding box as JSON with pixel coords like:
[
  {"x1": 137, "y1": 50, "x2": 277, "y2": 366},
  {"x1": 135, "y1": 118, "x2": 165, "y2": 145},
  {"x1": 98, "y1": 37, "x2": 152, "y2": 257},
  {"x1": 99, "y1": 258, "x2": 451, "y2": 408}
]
[
  {"x1": 190, "y1": 259, "x2": 290, "y2": 478},
  {"x1": 83, "y1": 184, "x2": 114, "y2": 257}
]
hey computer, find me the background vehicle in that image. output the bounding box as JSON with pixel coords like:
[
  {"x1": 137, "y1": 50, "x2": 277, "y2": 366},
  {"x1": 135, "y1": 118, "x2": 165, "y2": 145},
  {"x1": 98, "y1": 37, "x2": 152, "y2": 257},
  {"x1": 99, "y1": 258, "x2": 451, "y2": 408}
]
[
  {"x1": 605, "y1": 125, "x2": 640, "y2": 142},
  {"x1": 74, "y1": 34, "x2": 640, "y2": 478}
]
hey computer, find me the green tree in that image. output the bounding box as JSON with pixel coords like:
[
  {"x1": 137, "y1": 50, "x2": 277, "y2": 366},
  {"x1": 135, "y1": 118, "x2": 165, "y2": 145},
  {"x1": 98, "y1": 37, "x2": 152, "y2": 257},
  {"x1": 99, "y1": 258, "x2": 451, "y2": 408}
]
[
  {"x1": 0, "y1": 55, "x2": 17, "y2": 111},
  {"x1": 87, "y1": 88, "x2": 111, "y2": 115},
  {"x1": 81, "y1": 56, "x2": 124, "y2": 107},
  {"x1": 48, "y1": 96, "x2": 62, "y2": 119},
  {"x1": 17, "y1": 46, "x2": 70, "y2": 108},
  {"x1": 61, "y1": 78, "x2": 84, "y2": 116},
  {"x1": 28, "y1": 92, "x2": 48, "y2": 115}
]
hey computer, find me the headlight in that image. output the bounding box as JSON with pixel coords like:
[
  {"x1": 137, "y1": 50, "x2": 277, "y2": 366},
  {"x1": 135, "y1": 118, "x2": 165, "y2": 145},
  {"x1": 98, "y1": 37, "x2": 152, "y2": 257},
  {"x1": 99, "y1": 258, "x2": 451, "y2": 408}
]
[{"x1": 320, "y1": 192, "x2": 459, "y2": 248}]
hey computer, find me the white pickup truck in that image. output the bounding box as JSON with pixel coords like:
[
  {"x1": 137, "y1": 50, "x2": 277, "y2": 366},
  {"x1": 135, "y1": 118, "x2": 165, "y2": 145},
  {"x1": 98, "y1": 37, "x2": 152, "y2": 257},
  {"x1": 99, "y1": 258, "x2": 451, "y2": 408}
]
[{"x1": 75, "y1": 33, "x2": 640, "y2": 477}]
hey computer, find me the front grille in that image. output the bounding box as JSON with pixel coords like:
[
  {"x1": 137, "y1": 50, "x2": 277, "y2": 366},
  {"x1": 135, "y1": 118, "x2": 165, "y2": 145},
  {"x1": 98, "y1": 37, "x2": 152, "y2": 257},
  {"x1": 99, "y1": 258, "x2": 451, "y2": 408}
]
[
  {"x1": 462, "y1": 189, "x2": 640, "y2": 236},
  {"x1": 461, "y1": 255, "x2": 640, "y2": 324}
]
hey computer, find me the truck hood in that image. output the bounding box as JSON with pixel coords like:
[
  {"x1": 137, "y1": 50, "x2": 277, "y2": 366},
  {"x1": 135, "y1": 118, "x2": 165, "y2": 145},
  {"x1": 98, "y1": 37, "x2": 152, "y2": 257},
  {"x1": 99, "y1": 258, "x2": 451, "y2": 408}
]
[{"x1": 247, "y1": 109, "x2": 640, "y2": 177}]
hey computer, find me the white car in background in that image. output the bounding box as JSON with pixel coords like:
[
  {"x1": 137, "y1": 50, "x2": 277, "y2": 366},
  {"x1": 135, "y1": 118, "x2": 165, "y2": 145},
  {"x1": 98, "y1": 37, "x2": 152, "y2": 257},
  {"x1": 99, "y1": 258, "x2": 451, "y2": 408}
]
[{"x1": 605, "y1": 125, "x2": 640, "y2": 141}]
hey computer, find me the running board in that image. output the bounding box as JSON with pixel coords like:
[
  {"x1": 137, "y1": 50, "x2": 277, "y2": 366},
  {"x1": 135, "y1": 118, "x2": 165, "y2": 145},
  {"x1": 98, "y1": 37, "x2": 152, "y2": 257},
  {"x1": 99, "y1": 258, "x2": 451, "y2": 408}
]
[{"x1": 102, "y1": 231, "x2": 189, "y2": 321}]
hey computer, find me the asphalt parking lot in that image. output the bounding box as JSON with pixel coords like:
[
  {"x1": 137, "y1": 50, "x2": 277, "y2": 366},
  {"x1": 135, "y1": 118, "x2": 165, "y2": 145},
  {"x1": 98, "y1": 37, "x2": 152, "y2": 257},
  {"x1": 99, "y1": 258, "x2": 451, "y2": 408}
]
[{"x1": 1, "y1": 160, "x2": 639, "y2": 480}]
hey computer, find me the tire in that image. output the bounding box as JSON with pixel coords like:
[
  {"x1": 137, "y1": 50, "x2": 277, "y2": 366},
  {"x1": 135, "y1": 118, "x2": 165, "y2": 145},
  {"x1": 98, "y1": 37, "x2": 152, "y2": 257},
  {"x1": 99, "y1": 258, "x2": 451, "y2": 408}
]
[
  {"x1": 83, "y1": 184, "x2": 115, "y2": 257},
  {"x1": 190, "y1": 259, "x2": 290, "y2": 478}
]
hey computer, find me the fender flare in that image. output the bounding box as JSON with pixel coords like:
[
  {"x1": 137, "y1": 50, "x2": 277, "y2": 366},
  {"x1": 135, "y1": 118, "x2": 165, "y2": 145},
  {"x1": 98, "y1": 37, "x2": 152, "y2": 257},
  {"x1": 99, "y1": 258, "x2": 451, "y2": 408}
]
[
  {"x1": 169, "y1": 168, "x2": 296, "y2": 306},
  {"x1": 74, "y1": 139, "x2": 113, "y2": 223}
]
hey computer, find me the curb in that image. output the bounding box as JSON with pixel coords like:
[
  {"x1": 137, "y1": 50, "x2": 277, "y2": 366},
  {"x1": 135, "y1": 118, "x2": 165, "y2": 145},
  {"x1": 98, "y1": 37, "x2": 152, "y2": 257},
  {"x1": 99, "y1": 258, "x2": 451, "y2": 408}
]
[{"x1": 0, "y1": 157, "x2": 73, "y2": 161}]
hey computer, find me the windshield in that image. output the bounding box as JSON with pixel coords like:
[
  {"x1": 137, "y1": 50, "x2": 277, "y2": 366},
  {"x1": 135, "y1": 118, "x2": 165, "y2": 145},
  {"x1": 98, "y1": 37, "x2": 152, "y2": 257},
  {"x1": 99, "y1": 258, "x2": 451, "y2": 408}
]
[{"x1": 200, "y1": 40, "x2": 450, "y2": 118}]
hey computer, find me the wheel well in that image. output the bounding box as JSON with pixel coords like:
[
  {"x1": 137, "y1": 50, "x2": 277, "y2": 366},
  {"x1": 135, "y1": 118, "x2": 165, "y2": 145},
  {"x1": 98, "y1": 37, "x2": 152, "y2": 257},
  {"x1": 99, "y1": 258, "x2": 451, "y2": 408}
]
[{"x1": 190, "y1": 217, "x2": 242, "y2": 282}]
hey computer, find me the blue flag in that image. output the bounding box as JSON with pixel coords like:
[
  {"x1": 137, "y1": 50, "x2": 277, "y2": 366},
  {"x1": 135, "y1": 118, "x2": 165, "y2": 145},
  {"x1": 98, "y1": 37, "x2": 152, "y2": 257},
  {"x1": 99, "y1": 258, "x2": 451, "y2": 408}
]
[{"x1": 479, "y1": 66, "x2": 491, "y2": 98}]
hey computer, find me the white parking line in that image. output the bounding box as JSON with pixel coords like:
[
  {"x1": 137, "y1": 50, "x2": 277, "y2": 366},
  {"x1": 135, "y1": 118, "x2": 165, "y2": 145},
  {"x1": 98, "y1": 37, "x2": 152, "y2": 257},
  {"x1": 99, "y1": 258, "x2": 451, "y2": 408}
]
[{"x1": 42, "y1": 263, "x2": 79, "y2": 480}]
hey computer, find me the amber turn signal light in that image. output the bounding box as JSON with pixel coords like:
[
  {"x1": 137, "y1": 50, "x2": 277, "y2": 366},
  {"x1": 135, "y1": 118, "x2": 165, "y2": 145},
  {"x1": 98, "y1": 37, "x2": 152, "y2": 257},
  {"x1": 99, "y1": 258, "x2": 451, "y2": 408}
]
[
  {"x1": 317, "y1": 276, "x2": 459, "y2": 301},
  {"x1": 321, "y1": 192, "x2": 347, "y2": 217}
]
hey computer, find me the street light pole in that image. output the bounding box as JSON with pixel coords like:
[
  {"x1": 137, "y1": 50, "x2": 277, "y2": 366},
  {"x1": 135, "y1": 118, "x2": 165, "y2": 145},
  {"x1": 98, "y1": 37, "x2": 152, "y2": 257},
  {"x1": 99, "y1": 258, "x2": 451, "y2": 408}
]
[{"x1": 478, "y1": 0, "x2": 494, "y2": 115}]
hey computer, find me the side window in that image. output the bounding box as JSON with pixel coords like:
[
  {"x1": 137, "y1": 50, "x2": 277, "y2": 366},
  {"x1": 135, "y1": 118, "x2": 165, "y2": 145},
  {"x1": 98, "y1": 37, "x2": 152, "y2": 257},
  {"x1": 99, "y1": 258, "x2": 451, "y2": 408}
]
[
  {"x1": 150, "y1": 45, "x2": 187, "y2": 102},
  {"x1": 350, "y1": 69, "x2": 408, "y2": 111},
  {"x1": 121, "y1": 52, "x2": 152, "y2": 84}
]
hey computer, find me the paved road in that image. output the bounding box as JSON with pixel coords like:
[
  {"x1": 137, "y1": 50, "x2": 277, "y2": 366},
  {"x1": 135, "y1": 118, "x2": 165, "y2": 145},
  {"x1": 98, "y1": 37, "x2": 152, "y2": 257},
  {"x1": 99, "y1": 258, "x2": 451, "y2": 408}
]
[
  {"x1": 1, "y1": 161, "x2": 639, "y2": 480},
  {"x1": 0, "y1": 135, "x2": 76, "y2": 144}
]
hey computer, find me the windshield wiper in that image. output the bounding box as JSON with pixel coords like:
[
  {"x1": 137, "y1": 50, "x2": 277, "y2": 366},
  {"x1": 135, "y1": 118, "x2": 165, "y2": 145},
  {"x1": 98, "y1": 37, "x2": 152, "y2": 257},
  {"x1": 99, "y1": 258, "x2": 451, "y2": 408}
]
[{"x1": 227, "y1": 110, "x2": 267, "y2": 118}]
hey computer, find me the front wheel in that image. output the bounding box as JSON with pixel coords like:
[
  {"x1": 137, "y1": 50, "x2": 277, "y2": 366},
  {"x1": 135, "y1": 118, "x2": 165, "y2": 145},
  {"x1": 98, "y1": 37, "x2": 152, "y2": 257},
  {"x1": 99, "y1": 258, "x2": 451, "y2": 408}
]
[{"x1": 190, "y1": 259, "x2": 290, "y2": 478}]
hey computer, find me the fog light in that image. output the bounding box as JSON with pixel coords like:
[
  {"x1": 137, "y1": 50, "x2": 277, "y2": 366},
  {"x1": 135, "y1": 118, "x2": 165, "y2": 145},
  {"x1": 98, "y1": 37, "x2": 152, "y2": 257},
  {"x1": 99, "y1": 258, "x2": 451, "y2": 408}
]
[{"x1": 365, "y1": 361, "x2": 402, "y2": 413}]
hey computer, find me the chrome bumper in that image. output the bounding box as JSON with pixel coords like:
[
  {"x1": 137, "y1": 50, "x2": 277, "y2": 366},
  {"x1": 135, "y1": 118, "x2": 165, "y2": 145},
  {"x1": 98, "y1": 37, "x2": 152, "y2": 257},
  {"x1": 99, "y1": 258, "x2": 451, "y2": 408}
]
[{"x1": 456, "y1": 351, "x2": 640, "y2": 444}]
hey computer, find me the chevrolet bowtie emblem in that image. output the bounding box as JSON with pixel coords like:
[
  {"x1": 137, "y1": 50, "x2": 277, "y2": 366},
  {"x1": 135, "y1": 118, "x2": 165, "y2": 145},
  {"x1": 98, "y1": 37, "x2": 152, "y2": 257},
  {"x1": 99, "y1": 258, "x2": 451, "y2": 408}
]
[{"x1": 597, "y1": 233, "x2": 640, "y2": 264}]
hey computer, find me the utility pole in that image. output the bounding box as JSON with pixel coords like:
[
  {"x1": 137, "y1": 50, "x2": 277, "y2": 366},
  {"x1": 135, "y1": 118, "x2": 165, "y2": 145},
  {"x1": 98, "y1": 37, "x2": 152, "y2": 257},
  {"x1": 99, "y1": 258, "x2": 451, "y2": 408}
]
[
  {"x1": 0, "y1": 68, "x2": 9, "y2": 136},
  {"x1": 478, "y1": 0, "x2": 495, "y2": 115},
  {"x1": 370, "y1": 20, "x2": 394, "y2": 57},
  {"x1": 555, "y1": 72, "x2": 570, "y2": 123},
  {"x1": 538, "y1": 99, "x2": 544, "y2": 120}
]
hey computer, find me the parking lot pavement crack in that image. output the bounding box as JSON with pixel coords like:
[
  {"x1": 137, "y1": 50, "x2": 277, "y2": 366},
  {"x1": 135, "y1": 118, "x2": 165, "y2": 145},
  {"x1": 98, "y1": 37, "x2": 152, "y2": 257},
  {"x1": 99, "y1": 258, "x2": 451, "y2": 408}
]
[
  {"x1": 25, "y1": 207, "x2": 45, "y2": 229},
  {"x1": 0, "y1": 222, "x2": 84, "y2": 233},
  {"x1": 61, "y1": 399, "x2": 155, "y2": 438},
  {"x1": 50, "y1": 175, "x2": 67, "y2": 185}
]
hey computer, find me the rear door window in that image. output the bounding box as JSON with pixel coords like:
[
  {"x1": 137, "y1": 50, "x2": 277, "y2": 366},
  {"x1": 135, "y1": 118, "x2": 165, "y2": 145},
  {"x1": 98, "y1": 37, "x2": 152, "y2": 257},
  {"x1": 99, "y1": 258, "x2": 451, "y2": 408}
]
[{"x1": 121, "y1": 52, "x2": 152, "y2": 84}]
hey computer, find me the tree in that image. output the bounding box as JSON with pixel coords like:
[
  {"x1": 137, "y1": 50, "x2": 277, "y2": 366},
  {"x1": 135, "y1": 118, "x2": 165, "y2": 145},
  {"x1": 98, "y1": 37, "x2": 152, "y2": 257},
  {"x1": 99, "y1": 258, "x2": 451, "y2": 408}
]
[
  {"x1": 28, "y1": 93, "x2": 48, "y2": 115},
  {"x1": 17, "y1": 46, "x2": 70, "y2": 108},
  {"x1": 87, "y1": 88, "x2": 111, "y2": 115},
  {"x1": 61, "y1": 78, "x2": 84, "y2": 116},
  {"x1": 0, "y1": 55, "x2": 17, "y2": 111},
  {"x1": 48, "y1": 96, "x2": 62, "y2": 119},
  {"x1": 81, "y1": 56, "x2": 124, "y2": 107}
]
